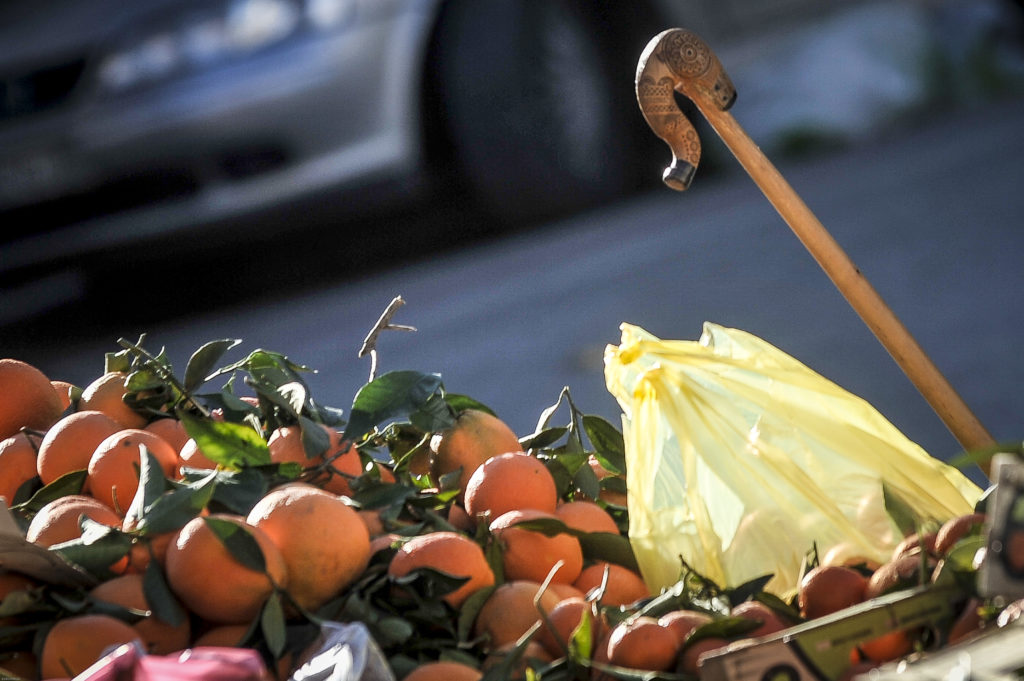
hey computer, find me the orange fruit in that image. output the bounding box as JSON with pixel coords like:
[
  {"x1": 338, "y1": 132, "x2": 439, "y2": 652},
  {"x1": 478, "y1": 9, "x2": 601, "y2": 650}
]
[
  {"x1": 535, "y1": 596, "x2": 602, "y2": 659},
  {"x1": 587, "y1": 455, "x2": 628, "y2": 508},
  {"x1": 358, "y1": 508, "x2": 384, "y2": 537},
  {"x1": 546, "y1": 582, "x2": 586, "y2": 602},
  {"x1": 865, "y1": 554, "x2": 932, "y2": 600},
  {"x1": 820, "y1": 542, "x2": 882, "y2": 571},
  {"x1": 79, "y1": 372, "x2": 148, "y2": 429},
  {"x1": 0, "y1": 571, "x2": 38, "y2": 627},
  {"x1": 573, "y1": 562, "x2": 650, "y2": 607},
  {"x1": 447, "y1": 503, "x2": 476, "y2": 533},
  {"x1": 555, "y1": 500, "x2": 619, "y2": 535},
  {"x1": 178, "y1": 438, "x2": 219, "y2": 470},
  {"x1": 659, "y1": 609, "x2": 713, "y2": 646},
  {"x1": 36, "y1": 410, "x2": 122, "y2": 487},
  {"x1": 0, "y1": 358, "x2": 64, "y2": 440},
  {"x1": 798, "y1": 565, "x2": 868, "y2": 620},
  {"x1": 934, "y1": 513, "x2": 986, "y2": 556},
  {"x1": 267, "y1": 424, "x2": 327, "y2": 466},
  {"x1": 267, "y1": 424, "x2": 363, "y2": 495},
  {"x1": 88, "y1": 429, "x2": 181, "y2": 514},
  {"x1": 473, "y1": 580, "x2": 561, "y2": 650},
  {"x1": 245, "y1": 486, "x2": 370, "y2": 611},
  {"x1": 731, "y1": 600, "x2": 793, "y2": 637},
  {"x1": 388, "y1": 531, "x2": 495, "y2": 608},
  {"x1": 482, "y1": 640, "x2": 553, "y2": 677},
  {"x1": 0, "y1": 432, "x2": 40, "y2": 507},
  {"x1": 39, "y1": 614, "x2": 140, "y2": 678},
  {"x1": 122, "y1": 530, "x2": 175, "y2": 575},
  {"x1": 489, "y1": 509, "x2": 583, "y2": 584},
  {"x1": 370, "y1": 533, "x2": 403, "y2": 556},
  {"x1": 165, "y1": 514, "x2": 288, "y2": 624},
  {"x1": 401, "y1": 661, "x2": 483, "y2": 681},
  {"x1": 26, "y1": 494, "x2": 123, "y2": 548},
  {"x1": 430, "y1": 409, "x2": 522, "y2": 499},
  {"x1": 318, "y1": 441, "x2": 364, "y2": 496},
  {"x1": 0, "y1": 650, "x2": 37, "y2": 679},
  {"x1": 144, "y1": 418, "x2": 190, "y2": 454},
  {"x1": 89, "y1": 573, "x2": 191, "y2": 654},
  {"x1": 464, "y1": 452, "x2": 557, "y2": 522},
  {"x1": 604, "y1": 615, "x2": 680, "y2": 672},
  {"x1": 892, "y1": 531, "x2": 937, "y2": 560},
  {"x1": 51, "y1": 380, "x2": 76, "y2": 411},
  {"x1": 677, "y1": 636, "x2": 730, "y2": 676},
  {"x1": 0, "y1": 570, "x2": 37, "y2": 598},
  {"x1": 192, "y1": 624, "x2": 250, "y2": 648}
]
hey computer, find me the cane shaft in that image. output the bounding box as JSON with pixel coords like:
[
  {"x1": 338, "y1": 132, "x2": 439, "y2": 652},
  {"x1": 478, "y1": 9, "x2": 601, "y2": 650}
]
[{"x1": 700, "y1": 105, "x2": 996, "y2": 464}]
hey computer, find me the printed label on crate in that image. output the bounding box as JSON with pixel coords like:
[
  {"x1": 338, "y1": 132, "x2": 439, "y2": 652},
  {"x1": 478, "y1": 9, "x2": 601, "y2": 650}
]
[{"x1": 700, "y1": 586, "x2": 958, "y2": 681}]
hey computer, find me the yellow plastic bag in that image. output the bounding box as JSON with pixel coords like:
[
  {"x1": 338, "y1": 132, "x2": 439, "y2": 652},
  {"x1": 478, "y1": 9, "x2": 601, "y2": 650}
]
[{"x1": 604, "y1": 322, "x2": 982, "y2": 596}]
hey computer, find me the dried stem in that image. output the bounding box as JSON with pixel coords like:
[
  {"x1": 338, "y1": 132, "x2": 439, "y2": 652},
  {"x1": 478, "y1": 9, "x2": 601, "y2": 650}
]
[{"x1": 359, "y1": 296, "x2": 417, "y2": 382}]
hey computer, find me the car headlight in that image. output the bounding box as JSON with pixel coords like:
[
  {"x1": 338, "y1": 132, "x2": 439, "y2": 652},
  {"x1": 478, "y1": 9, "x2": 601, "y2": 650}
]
[{"x1": 96, "y1": 0, "x2": 353, "y2": 93}]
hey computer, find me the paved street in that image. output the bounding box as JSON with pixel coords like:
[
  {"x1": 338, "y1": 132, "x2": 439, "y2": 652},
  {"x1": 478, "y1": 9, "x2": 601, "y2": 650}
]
[{"x1": 10, "y1": 95, "x2": 1024, "y2": 486}]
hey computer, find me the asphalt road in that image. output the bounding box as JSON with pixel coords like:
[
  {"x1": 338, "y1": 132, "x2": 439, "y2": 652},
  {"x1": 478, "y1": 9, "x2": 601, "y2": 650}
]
[{"x1": 9, "y1": 95, "x2": 1024, "y2": 487}]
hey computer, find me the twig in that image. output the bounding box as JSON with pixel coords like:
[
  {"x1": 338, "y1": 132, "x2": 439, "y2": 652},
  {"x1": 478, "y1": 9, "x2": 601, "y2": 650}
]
[{"x1": 359, "y1": 296, "x2": 417, "y2": 382}]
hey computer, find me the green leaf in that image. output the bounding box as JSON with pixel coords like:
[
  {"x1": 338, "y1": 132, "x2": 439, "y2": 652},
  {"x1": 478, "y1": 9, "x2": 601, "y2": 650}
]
[
  {"x1": 458, "y1": 585, "x2": 495, "y2": 643},
  {"x1": 124, "y1": 447, "x2": 172, "y2": 528},
  {"x1": 882, "y1": 483, "x2": 921, "y2": 538},
  {"x1": 519, "y1": 426, "x2": 568, "y2": 451},
  {"x1": 135, "y1": 469, "x2": 218, "y2": 535},
  {"x1": 570, "y1": 461, "x2": 602, "y2": 500},
  {"x1": 199, "y1": 389, "x2": 261, "y2": 423},
  {"x1": 105, "y1": 350, "x2": 133, "y2": 374},
  {"x1": 261, "y1": 591, "x2": 287, "y2": 658},
  {"x1": 299, "y1": 415, "x2": 331, "y2": 459},
  {"x1": 577, "y1": 532, "x2": 640, "y2": 573},
  {"x1": 343, "y1": 371, "x2": 444, "y2": 442},
  {"x1": 278, "y1": 381, "x2": 308, "y2": 415},
  {"x1": 204, "y1": 516, "x2": 266, "y2": 573},
  {"x1": 727, "y1": 575, "x2": 774, "y2": 606},
  {"x1": 567, "y1": 608, "x2": 594, "y2": 662},
  {"x1": 375, "y1": 616, "x2": 416, "y2": 647},
  {"x1": 12, "y1": 470, "x2": 87, "y2": 515},
  {"x1": 184, "y1": 339, "x2": 242, "y2": 392},
  {"x1": 206, "y1": 467, "x2": 269, "y2": 515},
  {"x1": 143, "y1": 560, "x2": 186, "y2": 627},
  {"x1": 350, "y1": 480, "x2": 416, "y2": 510},
  {"x1": 310, "y1": 402, "x2": 346, "y2": 428},
  {"x1": 600, "y1": 476, "x2": 627, "y2": 507},
  {"x1": 178, "y1": 410, "x2": 270, "y2": 469},
  {"x1": 51, "y1": 519, "x2": 133, "y2": 576},
  {"x1": 683, "y1": 616, "x2": 760, "y2": 648},
  {"x1": 583, "y1": 415, "x2": 625, "y2": 474},
  {"x1": 442, "y1": 393, "x2": 495, "y2": 416},
  {"x1": 390, "y1": 567, "x2": 470, "y2": 604},
  {"x1": 410, "y1": 393, "x2": 457, "y2": 433}
]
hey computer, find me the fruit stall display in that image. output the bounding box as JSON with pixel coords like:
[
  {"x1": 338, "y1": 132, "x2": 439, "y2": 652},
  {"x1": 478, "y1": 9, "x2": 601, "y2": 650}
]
[{"x1": 0, "y1": 322, "x2": 1018, "y2": 681}]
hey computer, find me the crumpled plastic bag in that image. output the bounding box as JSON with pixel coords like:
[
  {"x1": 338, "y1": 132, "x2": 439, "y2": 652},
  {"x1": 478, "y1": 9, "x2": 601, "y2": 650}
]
[
  {"x1": 289, "y1": 621, "x2": 395, "y2": 681},
  {"x1": 604, "y1": 322, "x2": 982, "y2": 596}
]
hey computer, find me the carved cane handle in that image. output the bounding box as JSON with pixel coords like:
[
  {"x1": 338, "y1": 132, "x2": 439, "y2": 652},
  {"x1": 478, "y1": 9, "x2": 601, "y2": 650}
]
[{"x1": 636, "y1": 29, "x2": 736, "y2": 190}]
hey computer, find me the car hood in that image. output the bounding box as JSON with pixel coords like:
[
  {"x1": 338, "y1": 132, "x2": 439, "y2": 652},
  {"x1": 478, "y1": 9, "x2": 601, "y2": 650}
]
[{"x1": 0, "y1": 0, "x2": 182, "y2": 66}]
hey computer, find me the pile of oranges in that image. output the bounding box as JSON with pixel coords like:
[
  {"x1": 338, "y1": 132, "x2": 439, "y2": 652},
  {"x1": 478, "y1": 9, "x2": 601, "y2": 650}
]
[{"x1": 0, "y1": 344, "x2": 1001, "y2": 681}]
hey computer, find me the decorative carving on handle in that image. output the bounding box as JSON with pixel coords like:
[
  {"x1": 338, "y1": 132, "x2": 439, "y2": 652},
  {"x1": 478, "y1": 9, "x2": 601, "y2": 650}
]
[{"x1": 636, "y1": 29, "x2": 736, "y2": 190}]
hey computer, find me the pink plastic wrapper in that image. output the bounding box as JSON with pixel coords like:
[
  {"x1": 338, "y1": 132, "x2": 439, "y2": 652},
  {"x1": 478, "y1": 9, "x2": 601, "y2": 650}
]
[
  {"x1": 76, "y1": 643, "x2": 269, "y2": 681},
  {"x1": 72, "y1": 622, "x2": 395, "y2": 681}
]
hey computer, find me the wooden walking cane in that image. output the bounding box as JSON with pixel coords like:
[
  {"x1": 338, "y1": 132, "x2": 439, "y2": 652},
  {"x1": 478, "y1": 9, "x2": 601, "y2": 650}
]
[{"x1": 635, "y1": 28, "x2": 996, "y2": 476}]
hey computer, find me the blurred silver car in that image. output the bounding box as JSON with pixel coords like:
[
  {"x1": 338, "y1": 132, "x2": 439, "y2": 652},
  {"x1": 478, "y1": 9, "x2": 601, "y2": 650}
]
[{"x1": 0, "y1": 0, "x2": 666, "y2": 293}]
